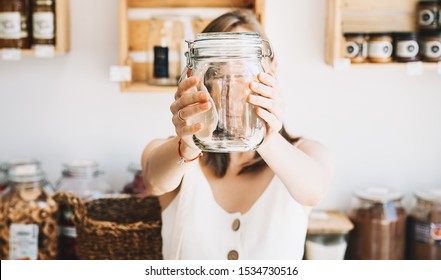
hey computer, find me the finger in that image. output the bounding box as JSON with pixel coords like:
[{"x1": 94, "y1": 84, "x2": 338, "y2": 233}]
[
  {"x1": 257, "y1": 72, "x2": 276, "y2": 87},
  {"x1": 255, "y1": 107, "x2": 282, "y2": 132},
  {"x1": 175, "y1": 76, "x2": 199, "y2": 100},
  {"x1": 176, "y1": 122, "x2": 204, "y2": 136},
  {"x1": 178, "y1": 101, "x2": 212, "y2": 120},
  {"x1": 249, "y1": 81, "x2": 274, "y2": 98},
  {"x1": 170, "y1": 91, "x2": 210, "y2": 114},
  {"x1": 248, "y1": 94, "x2": 283, "y2": 117}
]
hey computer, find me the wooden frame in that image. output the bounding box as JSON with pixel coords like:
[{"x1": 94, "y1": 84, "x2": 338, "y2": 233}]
[
  {"x1": 18, "y1": 0, "x2": 70, "y2": 56},
  {"x1": 325, "y1": 0, "x2": 438, "y2": 69},
  {"x1": 118, "y1": 0, "x2": 266, "y2": 93}
]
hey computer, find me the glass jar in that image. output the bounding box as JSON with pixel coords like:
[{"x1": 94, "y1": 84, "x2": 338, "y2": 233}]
[
  {"x1": 394, "y1": 32, "x2": 420, "y2": 62},
  {"x1": 348, "y1": 187, "x2": 406, "y2": 260},
  {"x1": 0, "y1": 164, "x2": 58, "y2": 260},
  {"x1": 32, "y1": 0, "x2": 55, "y2": 46},
  {"x1": 55, "y1": 160, "x2": 113, "y2": 260},
  {"x1": 417, "y1": 1, "x2": 440, "y2": 31},
  {"x1": 343, "y1": 33, "x2": 368, "y2": 63},
  {"x1": 407, "y1": 188, "x2": 441, "y2": 260},
  {"x1": 1, "y1": 158, "x2": 53, "y2": 193},
  {"x1": 146, "y1": 15, "x2": 184, "y2": 86},
  {"x1": 368, "y1": 33, "x2": 394, "y2": 63},
  {"x1": 421, "y1": 31, "x2": 441, "y2": 62},
  {"x1": 0, "y1": 0, "x2": 30, "y2": 49},
  {"x1": 0, "y1": 168, "x2": 7, "y2": 193},
  {"x1": 122, "y1": 163, "x2": 150, "y2": 196},
  {"x1": 184, "y1": 32, "x2": 272, "y2": 152}
]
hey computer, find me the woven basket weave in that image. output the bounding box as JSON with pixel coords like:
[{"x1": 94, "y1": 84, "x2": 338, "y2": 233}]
[{"x1": 54, "y1": 192, "x2": 163, "y2": 260}]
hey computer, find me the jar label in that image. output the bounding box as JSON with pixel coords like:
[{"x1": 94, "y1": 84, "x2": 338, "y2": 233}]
[
  {"x1": 397, "y1": 40, "x2": 419, "y2": 58},
  {"x1": 412, "y1": 221, "x2": 441, "y2": 245},
  {"x1": 368, "y1": 41, "x2": 393, "y2": 58},
  {"x1": 60, "y1": 226, "x2": 77, "y2": 238},
  {"x1": 33, "y1": 12, "x2": 55, "y2": 39},
  {"x1": 419, "y1": 9, "x2": 436, "y2": 26},
  {"x1": 424, "y1": 41, "x2": 441, "y2": 58},
  {"x1": 345, "y1": 41, "x2": 360, "y2": 58},
  {"x1": 154, "y1": 46, "x2": 169, "y2": 78},
  {"x1": 0, "y1": 12, "x2": 21, "y2": 39},
  {"x1": 9, "y1": 224, "x2": 39, "y2": 260}
]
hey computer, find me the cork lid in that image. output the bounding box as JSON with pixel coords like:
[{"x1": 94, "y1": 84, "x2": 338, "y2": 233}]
[
  {"x1": 307, "y1": 210, "x2": 354, "y2": 235},
  {"x1": 415, "y1": 188, "x2": 441, "y2": 203},
  {"x1": 355, "y1": 187, "x2": 403, "y2": 203}
]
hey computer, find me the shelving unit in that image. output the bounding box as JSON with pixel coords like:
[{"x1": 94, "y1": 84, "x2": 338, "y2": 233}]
[
  {"x1": 325, "y1": 0, "x2": 439, "y2": 70},
  {"x1": 0, "y1": 0, "x2": 70, "y2": 58},
  {"x1": 118, "y1": 0, "x2": 266, "y2": 93}
]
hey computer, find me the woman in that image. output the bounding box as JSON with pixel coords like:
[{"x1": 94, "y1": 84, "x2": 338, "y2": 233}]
[{"x1": 141, "y1": 10, "x2": 333, "y2": 260}]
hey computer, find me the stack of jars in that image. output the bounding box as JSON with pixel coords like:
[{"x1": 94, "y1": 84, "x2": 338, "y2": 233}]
[
  {"x1": 0, "y1": 0, "x2": 56, "y2": 50},
  {"x1": 55, "y1": 160, "x2": 113, "y2": 259},
  {"x1": 343, "y1": 1, "x2": 441, "y2": 64}
]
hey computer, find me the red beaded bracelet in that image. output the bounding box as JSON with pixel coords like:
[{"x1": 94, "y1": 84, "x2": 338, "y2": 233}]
[{"x1": 177, "y1": 138, "x2": 203, "y2": 165}]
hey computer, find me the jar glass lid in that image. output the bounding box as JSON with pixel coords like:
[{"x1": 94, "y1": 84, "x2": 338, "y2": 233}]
[
  {"x1": 62, "y1": 160, "x2": 101, "y2": 177},
  {"x1": 355, "y1": 187, "x2": 403, "y2": 202},
  {"x1": 415, "y1": 188, "x2": 441, "y2": 203},
  {"x1": 8, "y1": 164, "x2": 45, "y2": 183}
]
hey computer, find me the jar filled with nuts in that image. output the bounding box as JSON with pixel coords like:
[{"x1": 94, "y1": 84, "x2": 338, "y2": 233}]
[{"x1": 0, "y1": 164, "x2": 58, "y2": 260}]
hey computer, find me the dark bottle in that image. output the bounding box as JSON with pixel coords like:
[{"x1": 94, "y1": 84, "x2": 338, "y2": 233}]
[
  {"x1": 0, "y1": 0, "x2": 31, "y2": 49},
  {"x1": 32, "y1": 0, "x2": 55, "y2": 46}
]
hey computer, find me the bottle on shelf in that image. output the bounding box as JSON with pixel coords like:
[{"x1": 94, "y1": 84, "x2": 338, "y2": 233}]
[
  {"x1": 32, "y1": 0, "x2": 56, "y2": 46},
  {"x1": 0, "y1": 0, "x2": 31, "y2": 49}
]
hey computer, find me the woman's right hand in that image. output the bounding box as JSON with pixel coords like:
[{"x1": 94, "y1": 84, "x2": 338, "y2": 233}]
[{"x1": 170, "y1": 76, "x2": 212, "y2": 154}]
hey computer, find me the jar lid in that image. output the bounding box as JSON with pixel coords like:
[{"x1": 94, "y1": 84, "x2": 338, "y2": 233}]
[
  {"x1": 8, "y1": 164, "x2": 45, "y2": 183},
  {"x1": 62, "y1": 160, "x2": 101, "y2": 177},
  {"x1": 189, "y1": 32, "x2": 272, "y2": 60},
  {"x1": 420, "y1": 30, "x2": 441, "y2": 37},
  {"x1": 355, "y1": 187, "x2": 403, "y2": 202},
  {"x1": 1, "y1": 158, "x2": 41, "y2": 172},
  {"x1": 415, "y1": 188, "x2": 441, "y2": 203},
  {"x1": 394, "y1": 32, "x2": 419, "y2": 39},
  {"x1": 418, "y1": 1, "x2": 441, "y2": 7},
  {"x1": 368, "y1": 32, "x2": 393, "y2": 37},
  {"x1": 128, "y1": 162, "x2": 142, "y2": 173},
  {"x1": 344, "y1": 32, "x2": 367, "y2": 37}
]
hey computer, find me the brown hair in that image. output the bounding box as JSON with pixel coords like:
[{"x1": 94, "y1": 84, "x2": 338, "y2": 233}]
[{"x1": 201, "y1": 9, "x2": 301, "y2": 177}]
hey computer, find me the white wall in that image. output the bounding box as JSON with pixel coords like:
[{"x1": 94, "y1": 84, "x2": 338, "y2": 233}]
[{"x1": 0, "y1": 0, "x2": 440, "y2": 210}]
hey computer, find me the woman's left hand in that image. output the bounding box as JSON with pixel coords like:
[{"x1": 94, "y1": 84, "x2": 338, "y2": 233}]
[{"x1": 248, "y1": 72, "x2": 285, "y2": 137}]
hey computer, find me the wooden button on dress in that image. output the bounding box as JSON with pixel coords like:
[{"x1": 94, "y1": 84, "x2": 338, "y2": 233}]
[
  {"x1": 227, "y1": 250, "x2": 239, "y2": 260},
  {"x1": 232, "y1": 219, "x2": 240, "y2": 231}
]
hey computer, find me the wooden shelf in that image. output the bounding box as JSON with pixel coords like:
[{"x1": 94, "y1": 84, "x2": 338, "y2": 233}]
[
  {"x1": 325, "y1": 0, "x2": 429, "y2": 68},
  {"x1": 118, "y1": 0, "x2": 266, "y2": 93},
  {"x1": 0, "y1": 0, "x2": 70, "y2": 58}
]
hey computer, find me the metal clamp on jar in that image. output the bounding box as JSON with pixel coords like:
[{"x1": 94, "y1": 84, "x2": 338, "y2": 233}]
[{"x1": 182, "y1": 32, "x2": 273, "y2": 152}]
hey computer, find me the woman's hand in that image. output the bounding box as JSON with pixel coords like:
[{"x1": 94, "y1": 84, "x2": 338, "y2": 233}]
[
  {"x1": 170, "y1": 76, "x2": 212, "y2": 156},
  {"x1": 248, "y1": 72, "x2": 285, "y2": 138}
]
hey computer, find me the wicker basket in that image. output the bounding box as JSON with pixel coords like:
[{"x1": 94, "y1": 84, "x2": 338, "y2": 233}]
[{"x1": 54, "y1": 192, "x2": 163, "y2": 260}]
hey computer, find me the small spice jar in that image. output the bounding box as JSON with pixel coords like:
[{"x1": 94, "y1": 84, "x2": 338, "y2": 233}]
[
  {"x1": 421, "y1": 31, "x2": 441, "y2": 62},
  {"x1": 122, "y1": 163, "x2": 150, "y2": 196},
  {"x1": 0, "y1": 164, "x2": 58, "y2": 260},
  {"x1": 0, "y1": 0, "x2": 31, "y2": 49},
  {"x1": 368, "y1": 33, "x2": 394, "y2": 63},
  {"x1": 343, "y1": 33, "x2": 368, "y2": 63},
  {"x1": 407, "y1": 188, "x2": 441, "y2": 260},
  {"x1": 32, "y1": 0, "x2": 56, "y2": 46},
  {"x1": 348, "y1": 187, "x2": 406, "y2": 260},
  {"x1": 417, "y1": 1, "x2": 440, "y2": 31},
  {"x1": 394, "y1": 32, "x2": 421, "y2": 62}
]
